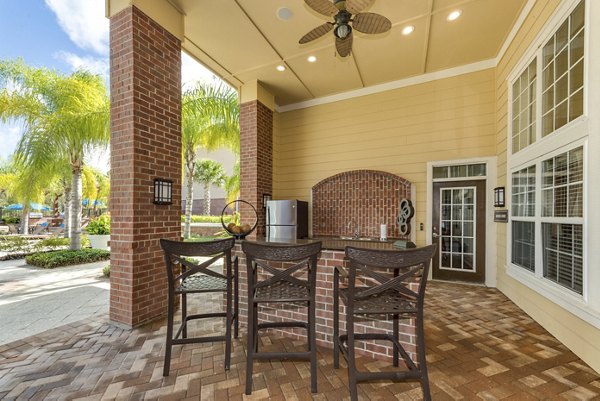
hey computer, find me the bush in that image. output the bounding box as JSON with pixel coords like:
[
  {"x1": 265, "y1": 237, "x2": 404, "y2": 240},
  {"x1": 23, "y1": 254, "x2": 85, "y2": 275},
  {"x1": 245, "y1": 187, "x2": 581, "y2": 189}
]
[
  {"x1": 181, "y1": 215, "x2": 236, "y2": 224},
  {"x1": 3, "y1": 217, "x2": 20, "y2": 224},
  {"x1": 86, "y1": 214, "x2": 110, "y2": 235},
  {"x1": 26, "y1": 249, "x2": 110, "y2": 268},
  {"x1": 0, "y1": 235, "x2": 29, "y2": 252},
  {"x1": 102, "y1": 264, "x2": 110, "y2": 277},
  {"x1": 34, "y1": 236, "x2": 70, "y2": 248}
]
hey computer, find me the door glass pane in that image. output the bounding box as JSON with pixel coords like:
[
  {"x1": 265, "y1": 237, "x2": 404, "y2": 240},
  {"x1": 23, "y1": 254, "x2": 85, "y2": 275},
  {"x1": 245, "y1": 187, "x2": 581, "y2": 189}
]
[{"x1": 439, "y1": 186, "x2": 477, "y2": 273}]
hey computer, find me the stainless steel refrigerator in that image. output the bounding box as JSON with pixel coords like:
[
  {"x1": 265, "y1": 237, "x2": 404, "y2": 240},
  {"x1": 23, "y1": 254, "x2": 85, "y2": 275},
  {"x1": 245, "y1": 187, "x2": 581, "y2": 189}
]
[{"x1": 266, "y1": 200, "x2": 309, "y2": 240}]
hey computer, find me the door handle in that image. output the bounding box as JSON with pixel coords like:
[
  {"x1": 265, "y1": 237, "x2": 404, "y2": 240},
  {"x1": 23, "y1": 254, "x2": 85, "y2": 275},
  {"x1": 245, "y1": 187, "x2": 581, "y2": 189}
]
[{"x1": 432, "y1": 232, "x2": 439, "y2": 238}]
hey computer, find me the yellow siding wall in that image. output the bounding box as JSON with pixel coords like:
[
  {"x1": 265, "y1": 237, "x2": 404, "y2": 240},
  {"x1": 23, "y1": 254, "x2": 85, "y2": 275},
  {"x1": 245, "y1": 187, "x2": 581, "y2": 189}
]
[
  {"x1": 274, "y1": 69, "x2": 496, "y2": 244},
  {"x1": 494, "y1": 0, "x2": 600, "y2": 373}
]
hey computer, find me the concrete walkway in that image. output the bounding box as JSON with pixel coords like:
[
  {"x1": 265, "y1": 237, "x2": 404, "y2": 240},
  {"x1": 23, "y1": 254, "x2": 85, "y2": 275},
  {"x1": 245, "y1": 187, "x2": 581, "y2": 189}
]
[{"x1": 0, "y1": 258, "x2": 109, "y2": 345}]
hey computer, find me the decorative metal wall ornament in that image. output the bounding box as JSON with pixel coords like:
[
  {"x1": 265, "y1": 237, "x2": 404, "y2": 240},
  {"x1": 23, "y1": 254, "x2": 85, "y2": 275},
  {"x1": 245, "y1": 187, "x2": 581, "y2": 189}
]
[{"x1": 397, "y1": 198, "x2": 415, "y2": 236}]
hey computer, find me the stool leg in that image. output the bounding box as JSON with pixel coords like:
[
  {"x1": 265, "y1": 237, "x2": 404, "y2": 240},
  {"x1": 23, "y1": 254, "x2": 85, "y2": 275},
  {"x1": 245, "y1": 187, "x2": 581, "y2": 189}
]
[
  {"x1": 234, "y1": 264, "x2": 239, "y2": 339},
  {"x1": 346, "y1": 314, "x2": 358, "y2": 401},
  {"x1": 417, "y1": 314, "x2": 432, "y2": 401},
  {"x1": 393, "y1": 313, "x2": 399, "y2": 367},
  {"x1": 245, "y1": 299, "x2": 255, "y2": 395},
  {"x1": 163, "y1": 292, "x2": 175, "y2": 376},
  {"x1": 224, "y1": 278, "x2": 232, "y2": 370},
  {"x1": 309, "y1": 297, "x2": 317, "y2": 393},
  {"x1": 181, "y1": 292, "x2": 187, "y2": 339},
  {"x1": 333, "y1": 270, "x2": 340, "y2": 369}
]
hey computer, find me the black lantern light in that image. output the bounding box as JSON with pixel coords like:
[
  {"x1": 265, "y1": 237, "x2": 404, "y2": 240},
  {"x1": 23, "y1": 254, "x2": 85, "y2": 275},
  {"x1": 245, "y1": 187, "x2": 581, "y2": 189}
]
[
  {"x1": 493, "y1": 186, "x2": 505, "y2": 208},
  {"x1": 154, "y1": 179, "x2": 173, "y2": 205}
]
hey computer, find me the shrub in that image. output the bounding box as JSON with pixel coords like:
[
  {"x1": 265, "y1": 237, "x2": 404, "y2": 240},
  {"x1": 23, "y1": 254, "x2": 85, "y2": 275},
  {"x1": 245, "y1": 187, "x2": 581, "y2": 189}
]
[
  {"x1": 86, "y1": 214, "x2": 110, "y2": 235},
  {"x1": 102, "y1": 264, "x2": 110, "y2": 277},
  {"x1": 180, "y1": 215, "x2": 236, "y2": 224},
  {"x1": 3, "y1": 217, "x2": 20, "y2": 224},
  {"x1": 33, "y1": 237, "x2": 70, "y2": 251},
  {"x1": 26, "y1": 249, "x2": 110, "y2": 268},
  {"x1": 0, "y1": 235, "x2": 29, "y2": 252}
]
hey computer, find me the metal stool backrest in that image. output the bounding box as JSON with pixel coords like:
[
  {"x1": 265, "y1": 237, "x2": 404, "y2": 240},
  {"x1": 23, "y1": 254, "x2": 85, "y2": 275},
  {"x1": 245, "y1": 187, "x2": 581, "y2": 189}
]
[
  {"x1": 344, "y1": 244, "x2": 437, "y2": 313},
  {"x1": 160, "y1": 238, "x2": 235, "y2": 291},
  {"x1": 242, "y1": 241, "x2": 322, "y2": 296}
]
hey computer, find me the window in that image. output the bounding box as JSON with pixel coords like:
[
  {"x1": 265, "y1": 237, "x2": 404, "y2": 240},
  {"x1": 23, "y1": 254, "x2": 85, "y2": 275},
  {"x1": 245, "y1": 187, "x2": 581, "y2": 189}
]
[
  {"x1": 508, "y1": 1, "x2": 586, "y2": 298},
  {"x1": 512, "y1": 60, "x2": 536, "y2": 153},
  {"x1": 511, "y1": 166, "x2": 536, "y2": 272},
  {"x1": 541, "y1": 1, "x2": 585, "y2": 137},
  {"x1": 432, "y1": 163, "x2": 486, "y2": 180}
]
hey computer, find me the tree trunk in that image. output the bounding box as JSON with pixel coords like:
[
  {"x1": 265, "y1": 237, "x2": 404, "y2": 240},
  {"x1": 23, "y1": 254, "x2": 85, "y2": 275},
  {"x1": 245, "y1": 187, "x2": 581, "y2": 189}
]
[
  {"x1": 20, "y1": 206, "x2": 29, "y2": 235},
  {"x1": 64, "y1": 187, "x2": 71, "y2": 239},
  {"x1": 70, "y1": 168, "x2": 83, "y2": 250},
  {"x1": 183, "y1": 151, "x2": 195, "y2": 239},
  {"x1": 203, "y1": 184, "x2": 211, "y2": 215}
]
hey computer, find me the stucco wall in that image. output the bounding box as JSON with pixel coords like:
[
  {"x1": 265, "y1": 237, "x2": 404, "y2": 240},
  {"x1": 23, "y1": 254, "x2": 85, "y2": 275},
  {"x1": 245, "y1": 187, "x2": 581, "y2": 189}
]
[{"x1": 274, "y1": 68, "x2": 496, "y2": 244}]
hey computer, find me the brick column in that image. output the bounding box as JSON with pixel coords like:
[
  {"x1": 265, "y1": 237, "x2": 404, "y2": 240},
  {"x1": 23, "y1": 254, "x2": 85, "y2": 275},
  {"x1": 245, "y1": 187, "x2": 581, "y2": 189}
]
[
  {"x1": 240, "y1": 100, "x2": 273, "y2": 238},
  {"x1": 109, "y1": 6, "x2": 182, "y2": 327}
]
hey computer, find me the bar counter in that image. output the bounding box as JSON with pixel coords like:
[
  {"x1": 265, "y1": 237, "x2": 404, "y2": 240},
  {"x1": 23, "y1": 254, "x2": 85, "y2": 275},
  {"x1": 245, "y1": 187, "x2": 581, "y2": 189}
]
[{"x1": 232, "y1": 236, "x2": 417, "y2": 362}]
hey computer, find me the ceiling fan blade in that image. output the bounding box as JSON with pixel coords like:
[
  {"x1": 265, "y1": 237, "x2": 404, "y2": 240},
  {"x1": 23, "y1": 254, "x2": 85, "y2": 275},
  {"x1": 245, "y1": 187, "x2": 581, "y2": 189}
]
[
  {"x1": 352, "y1": 12, "x2": 392, "y2": 34},
  {"x1": 304, "y1": 0, "x2": 338, "y2": 17},
  {"x1": 299, "y1": 23, "x2": 334, "y2": 44},
  {"x1": 335, "y1": 32, "x2": 353, "y2": 57},
  {"x1": 346, "y1": 0, "x2": 374, "y2": 15}
]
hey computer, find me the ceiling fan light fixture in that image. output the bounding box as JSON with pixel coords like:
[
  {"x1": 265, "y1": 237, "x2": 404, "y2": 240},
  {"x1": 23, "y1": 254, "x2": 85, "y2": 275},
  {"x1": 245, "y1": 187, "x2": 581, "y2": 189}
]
[
  {"x1": 334, "y1": 23, "x2": 352, "y2": 39},
  {"x1": 401, "y1": 25, "x2": 415, "y2": 35},
  {"x1": 447, "y1": 10, "x2": 462, "y2": 21}
]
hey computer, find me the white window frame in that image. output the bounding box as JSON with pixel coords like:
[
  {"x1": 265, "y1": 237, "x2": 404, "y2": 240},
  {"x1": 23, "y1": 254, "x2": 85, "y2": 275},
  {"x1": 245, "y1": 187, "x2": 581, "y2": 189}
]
[{"x1": 505, "y1": 0, "x2": 600, "y2": 328}]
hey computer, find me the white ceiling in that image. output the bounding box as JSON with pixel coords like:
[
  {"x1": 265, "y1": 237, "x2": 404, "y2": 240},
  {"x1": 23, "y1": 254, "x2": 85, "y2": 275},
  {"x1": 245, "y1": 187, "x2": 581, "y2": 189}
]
[{"x1": 170, "y1": 0, "x2": 528, "y2": 106}]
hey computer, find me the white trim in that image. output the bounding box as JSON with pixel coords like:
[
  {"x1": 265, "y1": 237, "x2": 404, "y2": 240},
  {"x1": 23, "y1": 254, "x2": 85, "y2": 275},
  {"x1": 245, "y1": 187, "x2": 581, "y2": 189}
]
[
  {"x1": 276, "y1": 59, "x2": 496, "y2": 113},
  {"x1": 506, "y1": 263, "x2": 600, "y2": 329},
  {"x1": 426, "y1": 156, "x2": 497, "y2": 287},
  {"x1": 495, "y1": 0, "x2": 537, "y2": 64}
]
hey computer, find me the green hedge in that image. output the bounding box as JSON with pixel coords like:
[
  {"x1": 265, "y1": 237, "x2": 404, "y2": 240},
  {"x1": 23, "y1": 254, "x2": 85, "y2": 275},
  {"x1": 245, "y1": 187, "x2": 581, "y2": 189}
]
[
  {"x1": 26, "y1": 249, "x2": 110, "y2": 268},
  {"x1": 181, "y1": 215, "x2": 235, "y2": 224}
]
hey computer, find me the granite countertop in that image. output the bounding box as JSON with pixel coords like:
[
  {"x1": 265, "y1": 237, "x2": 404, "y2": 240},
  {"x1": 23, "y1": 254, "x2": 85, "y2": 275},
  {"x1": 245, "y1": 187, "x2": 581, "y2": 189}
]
[{"x1": 245, "y1": 236, "x2": 411, "y2": 251}]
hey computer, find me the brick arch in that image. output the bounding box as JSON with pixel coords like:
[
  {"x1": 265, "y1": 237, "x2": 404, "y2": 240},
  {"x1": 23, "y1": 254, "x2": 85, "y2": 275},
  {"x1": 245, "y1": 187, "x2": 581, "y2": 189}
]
[{"x1": 312, "y1": 170, "x2": 412, "y2": 239}]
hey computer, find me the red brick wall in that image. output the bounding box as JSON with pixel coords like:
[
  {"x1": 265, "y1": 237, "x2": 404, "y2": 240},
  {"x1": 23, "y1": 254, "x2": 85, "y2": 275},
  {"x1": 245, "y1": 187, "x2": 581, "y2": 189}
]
[
  {"x1": 240, "y1": 100, "x2": 272, "y2": 238},
  {"x1": 109, "y1": 6, "x2": 182, "y2": 327},
  {"x1": 233, "y1": 244, "x2": 416, "y2": 362},
  {"x1": 312, "y1": 170, "x2": 412, "y2": 239}
]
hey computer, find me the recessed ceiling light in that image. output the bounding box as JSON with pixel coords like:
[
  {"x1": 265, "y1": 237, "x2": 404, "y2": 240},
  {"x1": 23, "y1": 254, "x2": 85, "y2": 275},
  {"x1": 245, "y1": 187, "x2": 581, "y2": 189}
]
[
  {"x1": 401, "y1": 25, "x2": 415, "y2": 35},
  {"x1": 447, "y1": 10, "x2": 462, "y2": 21},
  {"x1": 276, "y1": 65, "x2": 286, "y2": 72},
  {"x1": 277, "y1": 7, "x2": 294, "y2": 20},
  {"x1": 307, "y1": 55, "x2": 317, "y2": 62}
]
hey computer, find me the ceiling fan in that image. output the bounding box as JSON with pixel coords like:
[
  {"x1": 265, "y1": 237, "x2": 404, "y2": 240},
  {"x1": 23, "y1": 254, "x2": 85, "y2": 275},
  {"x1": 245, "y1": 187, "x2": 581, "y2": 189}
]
[{"x1": 299, "y1": 0, "x2": 392, "y2": 57}]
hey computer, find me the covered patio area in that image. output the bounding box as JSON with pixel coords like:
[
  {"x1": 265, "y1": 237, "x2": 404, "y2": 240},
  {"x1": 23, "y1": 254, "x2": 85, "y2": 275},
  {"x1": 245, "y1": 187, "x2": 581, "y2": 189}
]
[{"x1": 1, "y1": 281, "x2": 598, "y2": 400}]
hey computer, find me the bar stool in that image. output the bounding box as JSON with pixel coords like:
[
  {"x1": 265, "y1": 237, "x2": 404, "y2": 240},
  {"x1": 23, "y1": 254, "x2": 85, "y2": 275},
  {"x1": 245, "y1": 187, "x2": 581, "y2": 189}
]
[
  {"x1": 160, "y1": 237, "x2": 238, "y2": 376},
  {"x1": 333, "y1": 244, "x2": 437, "y2": 400},
  {"x1": 242, "y1": 241, "x2": 322, "y2": 395}
]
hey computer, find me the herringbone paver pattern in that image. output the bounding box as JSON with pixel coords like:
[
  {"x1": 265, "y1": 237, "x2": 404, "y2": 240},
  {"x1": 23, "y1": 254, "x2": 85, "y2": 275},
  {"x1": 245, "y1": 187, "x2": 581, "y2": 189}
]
[{"x1": 1, "y1": 282, "x2": 599, "y2": 400}]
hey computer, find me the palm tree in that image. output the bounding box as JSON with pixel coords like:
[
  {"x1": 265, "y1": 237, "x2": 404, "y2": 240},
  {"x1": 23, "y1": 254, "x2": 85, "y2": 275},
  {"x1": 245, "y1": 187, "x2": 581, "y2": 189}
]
[
  {"x1": 0, "y1": 59, "x2": 109, "y2": 249},
  {"x1": 181, "y1": 81, "x2": 239, "y2": 238},
  {"x1": 194, "y1": 159, "x2": 226, "y2": 215},
  {"x1": 223, "y1": 160, "x2": 240, "y2": 204}
]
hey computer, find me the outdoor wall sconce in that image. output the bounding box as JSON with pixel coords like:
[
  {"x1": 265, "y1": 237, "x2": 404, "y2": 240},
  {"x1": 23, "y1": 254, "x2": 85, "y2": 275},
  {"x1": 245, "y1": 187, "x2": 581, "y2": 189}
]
[
  {"x1": 494, "y1": 186, "x2": 505, "y2": 208},
  {"x1": 154, "y1": 179, "x2": 173, "y2": 205}
]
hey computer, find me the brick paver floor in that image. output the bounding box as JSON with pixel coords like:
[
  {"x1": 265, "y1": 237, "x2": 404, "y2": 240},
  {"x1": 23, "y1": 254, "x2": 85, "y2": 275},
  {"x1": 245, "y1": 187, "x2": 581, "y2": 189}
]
[{"x1": 1, "y1": 281, "x2": 599, "y2": 400}]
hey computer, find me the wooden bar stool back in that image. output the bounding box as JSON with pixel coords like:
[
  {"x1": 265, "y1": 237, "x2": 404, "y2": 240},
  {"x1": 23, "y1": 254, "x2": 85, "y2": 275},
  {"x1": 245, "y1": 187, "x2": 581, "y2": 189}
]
[
  {"x1": 160, "y1": 237, "x2": 238, "y2": 376},
  {"x1": 242, "y1": 240, "x2": 322, "y2": 395},
  {"x1": 333, "y1": 244, "x2": 437, "y2": 400}
]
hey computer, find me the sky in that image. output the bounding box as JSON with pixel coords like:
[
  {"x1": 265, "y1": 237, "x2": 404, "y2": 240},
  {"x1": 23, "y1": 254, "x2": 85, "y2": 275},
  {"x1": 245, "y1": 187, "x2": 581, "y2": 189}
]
[{"x1": 0, "y1": 0, "x2": 217, "y2": 172}]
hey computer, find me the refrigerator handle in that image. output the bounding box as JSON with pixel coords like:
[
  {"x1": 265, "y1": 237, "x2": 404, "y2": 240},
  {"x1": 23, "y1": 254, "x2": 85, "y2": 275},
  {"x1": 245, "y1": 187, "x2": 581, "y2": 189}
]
[{"x1": 266, "y1": 205, "x2": 270, "y2": 226}]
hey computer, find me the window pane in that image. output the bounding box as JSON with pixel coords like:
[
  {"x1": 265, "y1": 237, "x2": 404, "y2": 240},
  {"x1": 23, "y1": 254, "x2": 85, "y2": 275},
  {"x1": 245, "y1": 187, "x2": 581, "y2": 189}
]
[
  {"x1": 433, "y1": 167, "x2": 448, "y2": 179},
  {"x1": 570, "y1": 1, "x2": 585, "y2": 36},
  {"x1": 511, "y1": 166, "x2": 536, "y2": 217},
  {"x1": 511, "y1": 60, "x2": 537, "y2": 153},
  {"x1": 543, "y1": 223, "x2": 583, "y2": 294},
  {"x1": 541, "y1": 146, "x2": 584, "y2": 218},
  {"x1": 512, "y1": 221, "x2": 535, "y2": 272}
]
